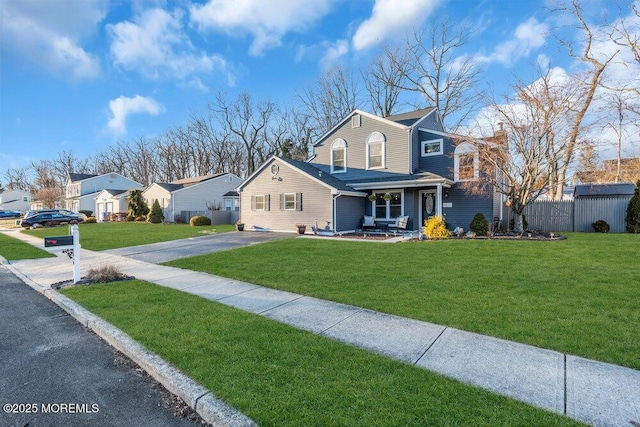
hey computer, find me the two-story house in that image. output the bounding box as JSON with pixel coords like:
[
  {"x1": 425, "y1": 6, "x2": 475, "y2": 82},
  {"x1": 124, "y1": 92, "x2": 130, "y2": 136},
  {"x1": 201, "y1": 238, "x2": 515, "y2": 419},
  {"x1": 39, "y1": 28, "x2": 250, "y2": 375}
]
[
  {"x1": 238, "y1": 108, "x2": 502, "y2": 233},
  {"x1": 66, "y1": 172, "x2": 142, "y2": 214},
  {"x1": 0, "y1": 188, "x2": 32, "y2": 212}
]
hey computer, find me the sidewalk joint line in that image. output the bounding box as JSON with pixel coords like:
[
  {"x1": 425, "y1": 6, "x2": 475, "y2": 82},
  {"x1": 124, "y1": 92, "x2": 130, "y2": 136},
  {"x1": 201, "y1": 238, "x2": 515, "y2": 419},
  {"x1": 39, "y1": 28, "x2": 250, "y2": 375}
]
[
  {"x1": 563, "y1": 354, "x2": 567, "y2": 415},
  {"x1": 414, "y1": 327, "x2": 447, "y2": 365},
  {"x1": 258, "y1": 295, "x2": 305, "y2": 314},
  {"x1": 318, "y1": 308, "x2": 364, "y2": 335}
]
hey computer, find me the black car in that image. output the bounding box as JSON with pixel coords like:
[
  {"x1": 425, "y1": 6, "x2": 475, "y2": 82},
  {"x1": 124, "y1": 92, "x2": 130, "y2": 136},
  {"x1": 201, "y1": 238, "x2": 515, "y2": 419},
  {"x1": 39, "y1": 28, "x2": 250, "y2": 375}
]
[
  {"x1": 0, "y1": 210, "x2": 22, "y2": 219},
  {"x1": 21, "y1": 211, "x2": 85, "y2": 228}
]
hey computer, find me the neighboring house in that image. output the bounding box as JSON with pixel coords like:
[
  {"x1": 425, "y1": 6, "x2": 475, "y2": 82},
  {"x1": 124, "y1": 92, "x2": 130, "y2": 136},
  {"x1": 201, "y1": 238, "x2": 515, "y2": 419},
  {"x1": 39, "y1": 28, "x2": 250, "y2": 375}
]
[
  {"x1": 94, "y1": 189, "x2": 134, "y2": 221},
  {"x1": 0, "y1": 188, "x2": 32, "y2": 212},
  {"x1": 143, "y1": 173, "x2": 243, "y2": 223},
  {"x1": 66, "y1": 172, "x2": 142, "y2": 213},
  {"x1": 239, "y1": 108, "x2": 503, "y2": 233}
]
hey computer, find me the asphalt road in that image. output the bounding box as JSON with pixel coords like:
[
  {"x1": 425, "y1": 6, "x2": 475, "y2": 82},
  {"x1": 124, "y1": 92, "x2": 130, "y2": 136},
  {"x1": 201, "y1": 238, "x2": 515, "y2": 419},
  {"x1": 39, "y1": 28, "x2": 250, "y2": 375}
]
[{"x1": 0, "y1": 266, "x2": 201, "y2": 427}]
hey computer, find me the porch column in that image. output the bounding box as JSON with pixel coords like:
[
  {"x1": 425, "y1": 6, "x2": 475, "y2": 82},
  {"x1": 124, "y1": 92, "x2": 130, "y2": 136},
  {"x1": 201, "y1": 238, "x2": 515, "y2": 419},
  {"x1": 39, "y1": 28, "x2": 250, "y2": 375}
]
[{"x1": 436, "y1": 184, "x2": 442, "y2": 217}]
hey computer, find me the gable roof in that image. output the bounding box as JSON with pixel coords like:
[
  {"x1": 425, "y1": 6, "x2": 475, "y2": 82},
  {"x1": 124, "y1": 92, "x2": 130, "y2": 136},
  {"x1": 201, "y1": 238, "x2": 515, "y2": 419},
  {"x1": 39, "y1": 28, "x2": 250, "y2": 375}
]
[
  {"x1": 239, "y1": 156, "x2": 365, "y2": 197},
  {"x1": 68, "y1": 173, "x2": 97, "y2": 182},
  {"x1": 312, "y1": 109, "x2": 409, "y2": 147},
  {"x1": 386, "y1": 107, "x2": 435, "y2": 126},
  {"x1": 154, "y1": 183, "x2": 184, "y2": 192},
  {"x1": 574, "y1": 183, "x2": 636, "y2": 197},
  {"x1": 171, "y1": 174, "x2": 224, "y2": 185}
]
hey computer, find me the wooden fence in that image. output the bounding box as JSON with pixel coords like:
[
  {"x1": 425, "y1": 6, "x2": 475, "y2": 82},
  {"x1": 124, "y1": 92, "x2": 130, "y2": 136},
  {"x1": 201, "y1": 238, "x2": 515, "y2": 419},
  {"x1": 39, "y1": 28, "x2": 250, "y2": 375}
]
[{"x1": 520, "y1": 196, "x2": 632, "y2": 232}]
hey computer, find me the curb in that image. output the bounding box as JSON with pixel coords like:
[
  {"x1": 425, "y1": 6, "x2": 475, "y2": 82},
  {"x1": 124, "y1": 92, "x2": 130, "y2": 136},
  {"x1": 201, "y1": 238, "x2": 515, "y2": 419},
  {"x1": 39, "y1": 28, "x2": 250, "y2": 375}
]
[{"x1": 2, "y1": 261, "x2": 257, "y2": 427}]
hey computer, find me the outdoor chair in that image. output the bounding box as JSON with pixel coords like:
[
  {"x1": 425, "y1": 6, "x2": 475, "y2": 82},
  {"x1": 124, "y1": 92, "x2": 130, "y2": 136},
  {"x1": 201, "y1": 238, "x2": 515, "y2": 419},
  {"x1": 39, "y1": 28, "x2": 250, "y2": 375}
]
[
  {"x1": 362, "y1": 215, "x2": 376, "y2": 231},
  {"x1": 388, "y1": 216, "x2": 409, "y2": 234}
]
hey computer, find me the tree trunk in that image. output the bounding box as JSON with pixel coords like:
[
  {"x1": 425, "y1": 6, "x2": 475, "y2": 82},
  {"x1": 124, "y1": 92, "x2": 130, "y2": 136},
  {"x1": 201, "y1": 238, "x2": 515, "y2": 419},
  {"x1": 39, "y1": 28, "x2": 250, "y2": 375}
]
[{"x1": 512, "y1": 212, "x2": 525, "y2": 234}]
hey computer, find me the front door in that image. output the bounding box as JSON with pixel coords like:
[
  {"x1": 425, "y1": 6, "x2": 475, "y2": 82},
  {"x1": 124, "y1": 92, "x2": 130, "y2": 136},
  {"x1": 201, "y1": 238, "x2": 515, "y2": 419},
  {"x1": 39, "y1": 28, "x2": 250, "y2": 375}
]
[{"x1": 420, "y1": 190, "x2": 437, "y2": 227}]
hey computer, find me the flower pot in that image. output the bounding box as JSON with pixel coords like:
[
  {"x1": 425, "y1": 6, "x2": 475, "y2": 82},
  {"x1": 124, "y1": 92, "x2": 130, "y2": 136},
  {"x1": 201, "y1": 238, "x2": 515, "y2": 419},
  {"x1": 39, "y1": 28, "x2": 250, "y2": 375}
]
[
  {"x1": 297, "y1": 226, "x2": 306, "y2": 234},
  {"x1": 236, "y1": 224, "x2": 244, "y2": 231}
]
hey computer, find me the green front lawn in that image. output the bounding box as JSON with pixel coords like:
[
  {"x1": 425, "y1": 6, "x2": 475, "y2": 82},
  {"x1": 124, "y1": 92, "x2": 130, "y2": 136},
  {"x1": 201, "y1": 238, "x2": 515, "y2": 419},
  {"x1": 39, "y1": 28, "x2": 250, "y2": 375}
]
[
  {"x1": 62, "y1": 280, "x2": 581, "y2": 426},
  {"x1": 23, "y1": 222, "x2": 237, "y2": 251},
  {"x1": 0, "y1": 232, "x2": 54, "y2": 260},
  {"x1": 165, "y1": 233, "x2": 640, "y2": 370}
]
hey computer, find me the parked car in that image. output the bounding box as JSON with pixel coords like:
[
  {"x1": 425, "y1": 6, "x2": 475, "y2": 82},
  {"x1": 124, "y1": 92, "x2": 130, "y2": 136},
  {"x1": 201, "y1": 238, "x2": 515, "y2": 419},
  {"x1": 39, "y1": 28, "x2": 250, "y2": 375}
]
[
  {"x1": 0, "y1": 210, "x2": 22, "y2": 219},
  {"x1": 24, "y1": 209, "x2": 86, "y2": 220},
  {"x1": 21, "y1": 211, "x2": 85, "y2": 228}
]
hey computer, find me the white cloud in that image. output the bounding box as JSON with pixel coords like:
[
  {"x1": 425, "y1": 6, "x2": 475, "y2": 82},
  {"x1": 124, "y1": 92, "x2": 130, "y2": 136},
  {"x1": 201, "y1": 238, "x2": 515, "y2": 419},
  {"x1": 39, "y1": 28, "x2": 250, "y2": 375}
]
[
  {"x1": 189, "y1": 0, "x2": 335, "y2": 56},
  {"x1": 352, "y1": 0, "x2": 441, "y2": 51},
  {"x1": 107, "y1": 95, "x2": 164, "y2": 135},
  {"x1": 108, "y1": 8, "x2": 230, "y2": 84},
  {"x1": 479, "y1": 17, "x2": 549, "y2": 66},
  {"x1": 0, "y1": 0, "x2": 104, "y2": 79},
  {"x1": 321, "y1": 40, "x2": 349, "y2": 67}
]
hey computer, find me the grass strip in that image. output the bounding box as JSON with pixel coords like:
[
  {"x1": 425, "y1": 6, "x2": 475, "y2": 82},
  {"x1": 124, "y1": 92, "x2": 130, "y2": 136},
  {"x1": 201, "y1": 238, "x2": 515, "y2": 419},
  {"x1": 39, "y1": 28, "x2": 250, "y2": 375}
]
[
  {"x1": 23, "y1": 222, "x2": 236, "y2": 251},
  {"x1": 165, "y1": 233, "x2": 640, "y2": 370},
  {"x1": 0, "y1": 232, "x2": 54, "y2": 260},
  {"x1": 62, "y1": 280, "x2": 581, "y2": 426}
]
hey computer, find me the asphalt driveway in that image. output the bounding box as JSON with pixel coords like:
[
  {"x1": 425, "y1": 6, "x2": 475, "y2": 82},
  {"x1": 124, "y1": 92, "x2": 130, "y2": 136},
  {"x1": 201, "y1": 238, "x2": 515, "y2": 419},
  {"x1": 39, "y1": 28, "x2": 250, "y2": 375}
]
[
  {"x1": 0, "y1": 266, "x2": 200, "y2": 427},
  {"x1": 102, "y1": 230, "x2": 291, "y2": 264}
]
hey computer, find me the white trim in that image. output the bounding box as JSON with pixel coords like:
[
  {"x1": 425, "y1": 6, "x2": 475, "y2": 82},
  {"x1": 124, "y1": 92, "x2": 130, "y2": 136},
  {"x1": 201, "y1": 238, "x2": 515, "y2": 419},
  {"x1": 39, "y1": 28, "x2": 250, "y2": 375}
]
[
  {"x1": 254, "y1": 194, "x2": 266, "y2": 211},
  {"x1": 419, "y1": 188, "x2": 441, "y2": 227},
  {"x1": 349, "y1": 177, "x2": 454, "y2": 190},
  {"x1": 421, "y1": 138, "x2": 443, "y2": 157},
  {"x1": 330, "y1": 138, "x2": 347, "y2": 174},
  {"x1": 351, "y1": 114, "x2": 361, "y2": 128},
  {"x1": 366, "y1": 131, "x2": 386, "y2": 170},
  {"x1": 283, "y1": 193, "x2": 296, "y2": 211},
  {"x1": 313, "y1": 109, "x2": 409, "y2": 147},
  {"x1": 370, "y1": 189, "x2": 404, "y2": 220}
]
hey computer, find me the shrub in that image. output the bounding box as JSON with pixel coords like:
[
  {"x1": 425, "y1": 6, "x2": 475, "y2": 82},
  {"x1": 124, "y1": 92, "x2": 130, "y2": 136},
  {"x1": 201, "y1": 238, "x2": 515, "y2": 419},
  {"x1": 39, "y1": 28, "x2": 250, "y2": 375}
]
[
  {"x1": 423, "y1": 216, "x2": 450, "y2": 240},
  {"x1": 592, "y1": 219, "x2": 610, "y2": 233},
  {"x1": 79, "y1": 210, "x2": 93, "y2": 218},
  {"x1": 626, "y1": 180, "x2": 640, "y2": 233},
  {"x1": 85, "y1": 265, "x2": 127, "y2": 283},
  {"x1": 174, "y1": 214, "x2": 186, "y2": 224},
  {"x1": 84, "y1": 216, "x2": 97, "y2": 223},
  {"x1": 469, "y1": 213, "x2": 489, "y2": 235},
  {"x1": 189, "y1": 215, "x2": 211, "y2": 226},
  {"x1": 147, "y1": 199, "x2": 164, "y2": 224},
  {"x1": 135, "y1": 215, "x2": 146, "y2": 222}
]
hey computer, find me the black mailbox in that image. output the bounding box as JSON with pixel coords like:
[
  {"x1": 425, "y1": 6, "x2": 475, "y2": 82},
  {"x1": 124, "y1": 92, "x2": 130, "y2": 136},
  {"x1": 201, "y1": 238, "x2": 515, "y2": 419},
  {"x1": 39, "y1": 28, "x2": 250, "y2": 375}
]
[{"x1": 44, "y1": 236, "x2": 74, "y2": 247}]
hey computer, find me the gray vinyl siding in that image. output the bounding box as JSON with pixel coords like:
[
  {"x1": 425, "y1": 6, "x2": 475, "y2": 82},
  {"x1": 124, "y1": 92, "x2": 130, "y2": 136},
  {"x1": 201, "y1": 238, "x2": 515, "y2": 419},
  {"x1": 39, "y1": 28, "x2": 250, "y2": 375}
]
[
  {"x1": 172, "y1": 175, "x2": 241, "y2": 218},
  {"x1": 240, "y1": 159, "x2": 334, "y2": 232},
  {"x1": 312, "y1": 113, "x2": 411, "y2": 179},
  {"x1": 442, "y1": 187, "x2": 493, "y2": 230},
  {"x1": 335, "y1": 196, "x2": 366, "y2": 231},
  {"x1": 417, "y1": 130, "x2": 455, "y2": 179}
]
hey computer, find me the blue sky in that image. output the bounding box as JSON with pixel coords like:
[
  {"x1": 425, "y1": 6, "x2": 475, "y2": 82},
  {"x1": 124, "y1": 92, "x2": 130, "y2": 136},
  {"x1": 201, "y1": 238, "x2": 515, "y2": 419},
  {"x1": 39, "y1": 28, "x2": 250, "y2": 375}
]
[{"x1": 1, "y1": 0, "x2": 638, "y2": 175}]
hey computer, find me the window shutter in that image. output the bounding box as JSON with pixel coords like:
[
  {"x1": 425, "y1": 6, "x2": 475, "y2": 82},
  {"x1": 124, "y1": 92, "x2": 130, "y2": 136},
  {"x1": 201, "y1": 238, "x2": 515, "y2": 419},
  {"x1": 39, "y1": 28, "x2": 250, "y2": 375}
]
[
  {"x1": 297, "y1": 193, "x2": 303, "y2": 211},
  {"x1": 279, "y1": 193, "x2": 283, "y2": 211},
  {"x1": 266, "y1": 195, "x2": 271, "y2": 211},
  {"x1": 251, "y1": 195, "x2": 256, "y2": 211}
]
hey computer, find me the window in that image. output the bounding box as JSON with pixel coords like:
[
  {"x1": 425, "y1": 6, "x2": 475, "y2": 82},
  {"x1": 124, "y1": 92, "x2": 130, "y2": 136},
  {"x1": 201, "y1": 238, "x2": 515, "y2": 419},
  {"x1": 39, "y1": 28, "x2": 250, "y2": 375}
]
[
  {"x1": 352, "y1": 114, "x2": 361, "y2": 128},
  {"x1": 331, "y1": 139, "x2": 347, "y2": 173},
  {"x1": 421, "y1": 139, "x2": 443, "y2": 156},
  {"x1": 254, "y1": 195, "x2": 266, "y2": 211},
  {"x1": 454, "y1": 143, "x2": 479, "y2": 181},
  {"x1": 372, "y1": 191, "x2": 403, "y2": 219},
  {"x1": 284, "y1": 193, "x2": 296, "y2": 210},
  {"x1": 366, "y1": 132, "x2": 385, "y2": 169},
  {"x1": 224, "y1": 199, "x2": 233, "y2": 211}
]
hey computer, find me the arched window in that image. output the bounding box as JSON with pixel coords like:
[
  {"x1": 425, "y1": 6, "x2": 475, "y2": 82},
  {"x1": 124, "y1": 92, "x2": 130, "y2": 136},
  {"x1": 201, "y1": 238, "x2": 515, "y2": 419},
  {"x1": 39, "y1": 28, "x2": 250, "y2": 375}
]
[
  {"x1": 366, "y1": 132, "x2": 385, "y2": 169},
  {"x1": 454, "y1": 142, "x2": 479, "y2": 181},
  {"x1": 331, "y1": 138, "x2": 347, "y2": 173}
]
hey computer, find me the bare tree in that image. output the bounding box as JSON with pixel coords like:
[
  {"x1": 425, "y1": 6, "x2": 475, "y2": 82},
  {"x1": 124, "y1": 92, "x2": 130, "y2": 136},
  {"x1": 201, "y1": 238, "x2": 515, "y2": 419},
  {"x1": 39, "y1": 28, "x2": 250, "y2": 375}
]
[
  {"x1": 210, "y1": 91, "x2": 275, "y2": 175},
  {"x1": 609, "y1": 2, "x2": 640, "y2": 96},
  {"x1": 296, "y1": 65, "x2": 362, "y2": 139},
  {"x1": 361, "y1": 48, "x2": 407, "y2": 117},
  {"x1": 548, "y1": 0, "x2": 619, "y2": 198},
  {"x1": 2, "y1": 166, "x2": 31, "y2": 191},
  {"x1": 385, "y1": 18, "x2": 483, "y2": 131},
  {"x1": 600, "y1": 89, "x2": 639, "y2": 182}
]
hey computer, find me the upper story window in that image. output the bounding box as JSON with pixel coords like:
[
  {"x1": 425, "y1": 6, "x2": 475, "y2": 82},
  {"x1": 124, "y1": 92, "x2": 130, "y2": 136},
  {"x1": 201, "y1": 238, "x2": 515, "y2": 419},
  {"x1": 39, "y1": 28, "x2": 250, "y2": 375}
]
[
  {"x1": 352, "y1": 114, "x2": 361, "y2": 128},
  {"x1": 421, "y1": 139, "x2": 443, "y2": 157},
  {"x1": 366, "y1": 132, "x2": 385, "y2": 169},
  {"x1": 331, "y1": 138, "x2": 347, "y2": 173},
  {"x1": 454, "y1": 143, "x2": 479, "y2": 181}
]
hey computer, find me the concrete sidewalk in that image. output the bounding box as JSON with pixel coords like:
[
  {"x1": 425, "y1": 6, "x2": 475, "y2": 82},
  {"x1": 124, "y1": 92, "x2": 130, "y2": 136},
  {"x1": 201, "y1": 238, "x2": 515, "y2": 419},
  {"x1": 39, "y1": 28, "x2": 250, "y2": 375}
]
[{"x1": 3, "y1": 229, "x2": 639, "y2": 426}]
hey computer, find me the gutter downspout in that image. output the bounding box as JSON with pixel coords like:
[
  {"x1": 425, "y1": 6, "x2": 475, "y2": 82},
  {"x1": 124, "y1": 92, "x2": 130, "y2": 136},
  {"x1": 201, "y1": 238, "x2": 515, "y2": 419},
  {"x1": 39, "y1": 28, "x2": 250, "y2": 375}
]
[{"x1": 409, "y1": 127, "x2": 414, "y2": 174}]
